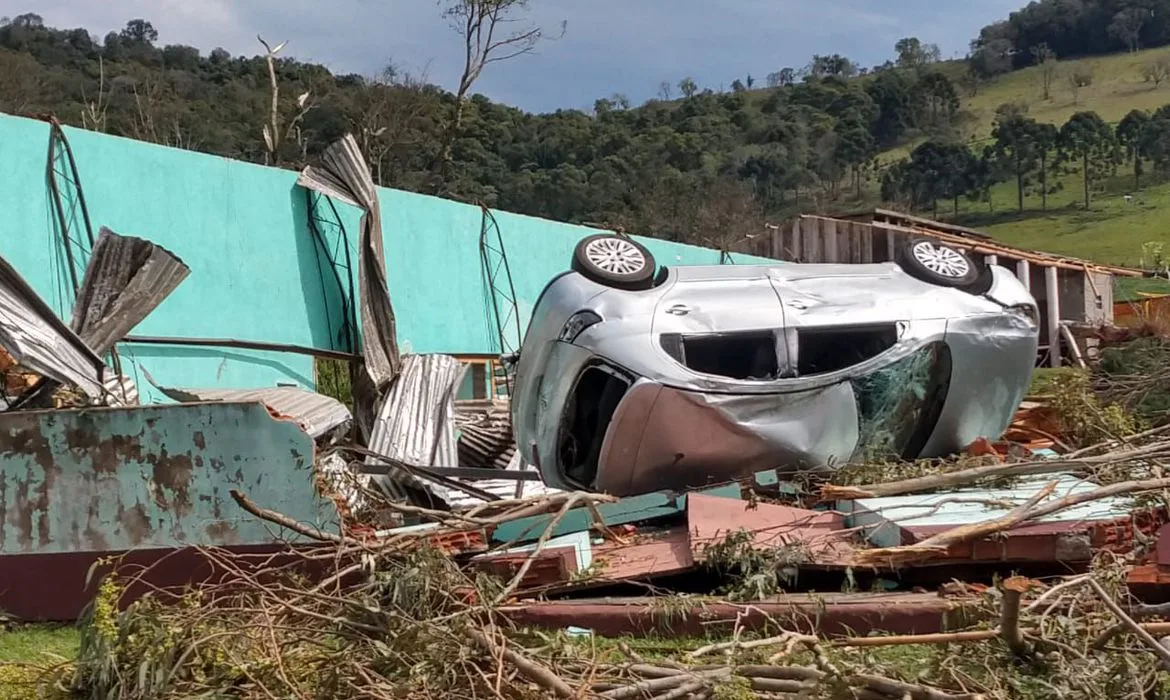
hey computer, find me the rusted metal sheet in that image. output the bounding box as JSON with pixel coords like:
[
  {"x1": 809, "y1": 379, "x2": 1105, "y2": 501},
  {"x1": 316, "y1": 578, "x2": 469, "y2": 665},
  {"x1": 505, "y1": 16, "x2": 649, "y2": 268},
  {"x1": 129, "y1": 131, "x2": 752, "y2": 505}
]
[
  {"x1": 70, "y1": 227, "x2": 191, "y2": 355},
  {"x1": 0, "y1": 401, "x2": 334, "y2": 556}
]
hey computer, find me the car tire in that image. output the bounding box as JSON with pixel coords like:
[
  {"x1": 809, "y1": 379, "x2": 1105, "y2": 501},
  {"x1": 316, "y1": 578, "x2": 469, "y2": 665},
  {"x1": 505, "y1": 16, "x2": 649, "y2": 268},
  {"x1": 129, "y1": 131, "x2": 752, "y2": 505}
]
[
  {"x1": 897, "y1": 237, "x2": 981, "y2": 289},
  {"x1": 571, "y1": 234, "x2": 657, "y2": 290}
]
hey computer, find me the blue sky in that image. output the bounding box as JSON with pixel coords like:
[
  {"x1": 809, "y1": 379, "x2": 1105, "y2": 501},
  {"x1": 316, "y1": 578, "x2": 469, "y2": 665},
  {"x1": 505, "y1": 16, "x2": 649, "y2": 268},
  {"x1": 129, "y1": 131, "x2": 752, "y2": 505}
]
[{"x1": 16, "y1": 0, "x2": 1027, "y2": 113}]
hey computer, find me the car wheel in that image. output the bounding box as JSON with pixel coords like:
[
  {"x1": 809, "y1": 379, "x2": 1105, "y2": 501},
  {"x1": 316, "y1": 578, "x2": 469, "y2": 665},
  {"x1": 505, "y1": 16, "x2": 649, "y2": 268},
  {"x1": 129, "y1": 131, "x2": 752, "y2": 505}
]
[
  {"x1": 897, "y1": 238, "x2": 980, "y2": 289},
  {"x1": 571, "y1": 234, "x2": 657, "y2": 290}
]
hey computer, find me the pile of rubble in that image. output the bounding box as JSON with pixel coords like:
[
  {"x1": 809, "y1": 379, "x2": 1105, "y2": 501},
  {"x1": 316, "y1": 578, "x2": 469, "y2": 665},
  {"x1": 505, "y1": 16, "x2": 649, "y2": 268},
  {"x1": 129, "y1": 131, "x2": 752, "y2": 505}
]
[{"x1": 42, "y1": 372, "x2": 1170, "y2": 699}]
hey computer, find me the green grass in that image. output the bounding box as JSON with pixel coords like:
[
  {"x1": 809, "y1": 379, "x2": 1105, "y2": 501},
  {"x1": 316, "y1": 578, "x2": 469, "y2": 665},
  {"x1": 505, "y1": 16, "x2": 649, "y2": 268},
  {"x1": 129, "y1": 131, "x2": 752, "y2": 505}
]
[
  {"x1": 964, "y1": 46, "x2": 1170, "y2": 141},
  {"x1": 0, "y1": 625, "x2": 79, "y2": 665},
  {"x1": 0, "y1": 626, "x2": 77, "y2": 700}
]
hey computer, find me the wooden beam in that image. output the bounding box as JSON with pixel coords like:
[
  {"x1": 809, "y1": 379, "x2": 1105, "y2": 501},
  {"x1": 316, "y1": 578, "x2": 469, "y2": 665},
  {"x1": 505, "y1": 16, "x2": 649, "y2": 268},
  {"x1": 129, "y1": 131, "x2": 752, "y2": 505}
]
[
  {"x1": 885, "y1": 230, "x2": 896, "y2": 261},
  {"x1": 1046, "y1": 266, "x2": 1061, "y2": 368}
]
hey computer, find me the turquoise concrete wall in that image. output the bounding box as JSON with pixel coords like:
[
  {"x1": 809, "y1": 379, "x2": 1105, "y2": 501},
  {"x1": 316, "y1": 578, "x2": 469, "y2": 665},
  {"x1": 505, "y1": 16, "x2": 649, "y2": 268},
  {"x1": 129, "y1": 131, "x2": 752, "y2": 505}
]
[
  {"x1": 0, "y1": 402, "x2": 332, "y2": 555},
  {"x1": 0, "y1": 113, "x2": 774, "y2": 396}
]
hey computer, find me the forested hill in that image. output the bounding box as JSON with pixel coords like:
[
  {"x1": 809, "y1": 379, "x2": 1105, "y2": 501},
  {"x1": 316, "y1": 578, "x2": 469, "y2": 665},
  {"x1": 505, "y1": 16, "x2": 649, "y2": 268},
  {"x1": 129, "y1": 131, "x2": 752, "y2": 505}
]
[{"x1": 3, "y1": 2, "x2": 1170, "y2": 258}]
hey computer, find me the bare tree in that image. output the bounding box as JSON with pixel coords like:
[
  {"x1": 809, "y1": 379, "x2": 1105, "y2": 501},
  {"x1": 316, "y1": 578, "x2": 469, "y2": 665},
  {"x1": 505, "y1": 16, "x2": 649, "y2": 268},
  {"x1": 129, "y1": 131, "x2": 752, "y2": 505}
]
[
  {"x1": 352, "y1": 61, "x2": 437, "y2": 186},
  {"x1": 258, "y1": 35, "x2": 313, "y2": 166},
  {"x1": 80, "y1": 56, "x2": 109, "y2": 132},
  {"x1": 1144, "y1": 57, "x2": 1170, "y2": 88},
  {"x1": 431, "y1": 0, "x2": 562, "y2": 192},
  {"x1": 1031, "y1": 43, "x2": 1058, "y2": 100},
  {"x1": 657, "y1": 81, "x2": 672, "y2": 100},
  {"x1": 1109, "y1": 7, "x2": 1147, "y2": 53},
  {"x1": 1067, "y1": 67, "x2": 1093, "y2": 104}
]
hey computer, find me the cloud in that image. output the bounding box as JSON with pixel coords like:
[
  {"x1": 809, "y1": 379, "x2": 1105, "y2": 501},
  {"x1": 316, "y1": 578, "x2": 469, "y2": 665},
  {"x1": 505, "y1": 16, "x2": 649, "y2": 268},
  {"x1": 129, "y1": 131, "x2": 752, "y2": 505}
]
[{"x1": 9, "y1": 0, "x2": 1030, "y2": 111}]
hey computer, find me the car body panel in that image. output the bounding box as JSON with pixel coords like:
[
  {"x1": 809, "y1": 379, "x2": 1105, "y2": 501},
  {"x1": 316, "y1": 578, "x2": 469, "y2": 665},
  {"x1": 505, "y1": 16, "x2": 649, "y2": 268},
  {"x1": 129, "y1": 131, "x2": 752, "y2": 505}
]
[{"x1": 513, "y1": 256, "x2": 1040, "y2": 497}]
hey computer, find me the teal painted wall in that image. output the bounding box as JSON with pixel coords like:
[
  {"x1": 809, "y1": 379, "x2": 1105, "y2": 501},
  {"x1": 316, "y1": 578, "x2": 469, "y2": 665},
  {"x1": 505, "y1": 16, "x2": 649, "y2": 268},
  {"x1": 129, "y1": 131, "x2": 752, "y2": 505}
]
[
  {"x1": 0, "y1": 402, "x2": 332, "y2": 555},
  {"x1": 0, "y1": 113, "x2": 774, "y2": 397}
]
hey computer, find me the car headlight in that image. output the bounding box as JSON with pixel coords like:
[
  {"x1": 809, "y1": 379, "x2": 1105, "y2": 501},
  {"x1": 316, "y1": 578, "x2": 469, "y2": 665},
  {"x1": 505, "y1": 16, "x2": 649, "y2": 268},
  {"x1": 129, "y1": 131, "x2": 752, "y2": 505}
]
[
  {"x1": 559, "y1": 310, "x2": 602, "y2": 342},
  {"x1": 1007, "y1": 304, "x2": 1039, "y2": 326}
]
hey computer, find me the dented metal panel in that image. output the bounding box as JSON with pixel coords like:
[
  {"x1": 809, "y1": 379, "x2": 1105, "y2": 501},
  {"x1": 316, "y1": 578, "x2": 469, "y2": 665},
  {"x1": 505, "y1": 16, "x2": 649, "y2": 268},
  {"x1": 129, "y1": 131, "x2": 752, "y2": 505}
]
[
  {"x1": 151, "y1": 385, "x2": 351, "y2": 439},
  {"x1": 70, "y1": 227, "x2": 191, "y2": 355},
  {"x1": 0, "y1": 402, "x2": 335, "y2": 555},
  {"x1": 0, "y1": 253, "x2": 106, "y2": 398},
  {"x1": 367, "y1": 354, "x2": 466, "y2": 501},
  {"x1": 297, "y1": 135, "x2": 400, "y2": 391}
]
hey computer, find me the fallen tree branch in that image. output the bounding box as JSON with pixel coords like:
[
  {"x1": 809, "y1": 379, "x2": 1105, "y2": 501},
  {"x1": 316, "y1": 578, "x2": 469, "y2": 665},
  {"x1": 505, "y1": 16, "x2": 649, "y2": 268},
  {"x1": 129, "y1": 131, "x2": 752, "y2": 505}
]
[
  {"x1": 230, "y1": 489, "x2": 347, "y2": 544},
  {"x1": 1086, "y1": 578, "x2": 1170, "y2": 668},
  {"x1": 851, "y1": 674, "x2": 987, "y2": 700},
  {"x1": 854, "y1": 475, "x2": 1170, "y2": 566},
  {"x1": 467, "y1": 627, "x2": 576, "y2": 698},
  {"x1": 851, "y1": 481, "x2": 1057, "y2": 566},
  {"x1": 823, "y1": 441, "x2": 1170, "y2": 500}
]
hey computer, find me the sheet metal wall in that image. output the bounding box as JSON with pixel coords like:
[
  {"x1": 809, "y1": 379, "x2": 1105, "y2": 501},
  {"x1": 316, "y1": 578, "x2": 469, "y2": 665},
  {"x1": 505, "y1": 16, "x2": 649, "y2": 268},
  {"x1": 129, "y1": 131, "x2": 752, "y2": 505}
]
[
  {"x1": 0, "y1": 402, "x2": 333, "y2": 555},
  {"x1": 0, "y1": 114, "x2": 775, "y2": 398}
]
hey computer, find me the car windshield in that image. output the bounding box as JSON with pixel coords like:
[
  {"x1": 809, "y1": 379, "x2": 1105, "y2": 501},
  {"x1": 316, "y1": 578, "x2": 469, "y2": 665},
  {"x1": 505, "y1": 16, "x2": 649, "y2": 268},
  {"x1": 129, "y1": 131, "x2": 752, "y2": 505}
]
[{"x1": 851, "y1": 341, "x2": 952, "y2": 461}]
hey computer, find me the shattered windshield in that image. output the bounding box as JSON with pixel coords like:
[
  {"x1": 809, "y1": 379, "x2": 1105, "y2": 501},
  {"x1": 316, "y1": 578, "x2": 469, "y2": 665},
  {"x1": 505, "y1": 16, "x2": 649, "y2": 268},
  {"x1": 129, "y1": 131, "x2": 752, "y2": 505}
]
[{"x1": 851, "y1": 341, "x2": 951, "y2": 462}]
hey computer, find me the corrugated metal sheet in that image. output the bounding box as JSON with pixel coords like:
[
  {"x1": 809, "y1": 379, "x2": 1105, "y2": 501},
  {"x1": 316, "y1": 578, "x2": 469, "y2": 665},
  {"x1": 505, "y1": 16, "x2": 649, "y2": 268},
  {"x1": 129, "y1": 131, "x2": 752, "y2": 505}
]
[
  {"x1": 70, "y1": 227, "x2": 190, "y2": 355},
  {"x1": 455, "y1": 399, "x2": 516, "y2": 469},
  {"x1": 297, "y1": 135, "x2": 400, "y2": 397},
  {"x1": 0, "y1": 253, "x2": 106, "y2": 398},
  {"x1": 367, "y1": 354, "x2": 466, "y2": 500},
  {"x1": 443, "y1": 450, "x2": 563, "y2": 509},
  {"x1": 149, "y1": 383, "x2": 351, "y2": 439}
]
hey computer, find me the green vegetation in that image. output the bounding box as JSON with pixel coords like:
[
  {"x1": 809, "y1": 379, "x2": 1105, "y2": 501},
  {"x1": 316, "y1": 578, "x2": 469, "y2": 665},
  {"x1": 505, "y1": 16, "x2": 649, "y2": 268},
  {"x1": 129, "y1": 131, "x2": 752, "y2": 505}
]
[
  {"x1": 0, "y1": 625, "x2": 78, "y2": 700},
  {"x1": 4, "y1": 2, "x2": 1170, "y2": 272}
]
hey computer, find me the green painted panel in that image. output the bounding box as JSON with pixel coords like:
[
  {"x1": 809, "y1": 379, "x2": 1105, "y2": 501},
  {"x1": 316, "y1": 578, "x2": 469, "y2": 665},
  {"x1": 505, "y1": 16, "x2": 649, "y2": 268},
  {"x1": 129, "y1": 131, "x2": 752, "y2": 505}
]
[
  {"x1": 490, "y1": 483, "x2": 744, "y2": 545},
  {"x1": 0, "y1": 402, "x2": 336, "y2": 554}
]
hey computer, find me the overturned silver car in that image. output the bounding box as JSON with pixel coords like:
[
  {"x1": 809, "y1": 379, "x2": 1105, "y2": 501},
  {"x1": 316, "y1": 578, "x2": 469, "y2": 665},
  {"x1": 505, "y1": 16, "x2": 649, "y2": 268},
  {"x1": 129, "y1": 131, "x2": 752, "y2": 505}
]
[{"x1": 512, "y1": 233, "x2": 1039, "y2": 497}]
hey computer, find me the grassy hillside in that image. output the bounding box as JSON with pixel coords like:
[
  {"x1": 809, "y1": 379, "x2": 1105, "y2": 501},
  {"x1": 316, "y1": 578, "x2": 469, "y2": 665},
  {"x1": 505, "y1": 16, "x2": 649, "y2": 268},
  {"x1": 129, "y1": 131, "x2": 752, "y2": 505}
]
[
  {"x1": 857, "y1": 46, "x2": 1170, "y2": 292},
  {"x1": 964, "y1": 46, "x2": 1170, "y2": 140}
]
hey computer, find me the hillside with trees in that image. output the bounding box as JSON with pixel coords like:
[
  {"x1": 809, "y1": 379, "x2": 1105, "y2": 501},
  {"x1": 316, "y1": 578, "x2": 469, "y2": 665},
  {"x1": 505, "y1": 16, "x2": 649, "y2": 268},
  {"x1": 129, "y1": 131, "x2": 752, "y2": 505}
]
[{"x1": 1, "y1": 1, "x2": 1170, "y2": 273}]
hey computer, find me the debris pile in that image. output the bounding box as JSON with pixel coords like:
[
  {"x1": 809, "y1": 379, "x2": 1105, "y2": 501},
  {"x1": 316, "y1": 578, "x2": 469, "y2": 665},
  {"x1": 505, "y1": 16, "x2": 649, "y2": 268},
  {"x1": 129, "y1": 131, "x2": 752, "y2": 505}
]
[{"x1": 46, "y1": 413, "x2": 1170, "y2": 699}]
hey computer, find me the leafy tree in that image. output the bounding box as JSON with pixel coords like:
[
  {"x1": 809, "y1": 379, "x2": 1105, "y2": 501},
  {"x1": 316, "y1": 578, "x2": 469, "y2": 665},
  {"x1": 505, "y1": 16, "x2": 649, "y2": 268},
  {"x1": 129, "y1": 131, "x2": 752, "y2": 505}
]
[
  {"x1": 678, "y1": 77, "x2": 698, "y2": 98},
  {"x1": 1031, "y1": 121, "x2": 1061, "y2": 210},
  {"x1": 730, "y1": 79, "x2": 746, "y2": 92},
  {"x1": 992, "y1": 112, "x2": 1041, "y2": 213},
  {"x1": 887, "y1": 141, "x2": 978, "y2": 217},
  {"x1": 914, "y1": 72, "x2": 959, "y2": 127},
  {"x1": 809, "y1": 54, "x2": 857, "y2": 79},
  {"x1": 834, "y1": 110, "x2": 875, "y2": 197},
  {"x1": 1059, "y1": 111, "x2": 1119, "y2": 208},
  {"x1": 119, "y1": 19, "x2": 158, "y2": 45},
  {"x1": 766, "y1": 68, "x2": 795, "y2": 88},
  {"x1": 866, "y1": 69, "x2": 915, "y2": 147},
  {"x1": 969, "y1": 21, "x2": 1015, "y2": 79},
  {"x1": 1117, "y1": 108, "x2": 1152, "y2": 188},
  {"x1": 895, "y1": 37, "x2": 941, "y2": 70}
]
